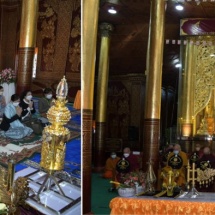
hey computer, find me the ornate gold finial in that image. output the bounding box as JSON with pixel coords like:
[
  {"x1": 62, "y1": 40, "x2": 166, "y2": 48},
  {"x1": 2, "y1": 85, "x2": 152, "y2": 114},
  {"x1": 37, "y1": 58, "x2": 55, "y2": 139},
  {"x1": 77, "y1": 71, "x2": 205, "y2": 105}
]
[
  {"x1": 56, "y1": 76, "x2": 68, "y2": 99},
  {"x1": 40, "y1": 76, "x2": 71, "y2": 171}
]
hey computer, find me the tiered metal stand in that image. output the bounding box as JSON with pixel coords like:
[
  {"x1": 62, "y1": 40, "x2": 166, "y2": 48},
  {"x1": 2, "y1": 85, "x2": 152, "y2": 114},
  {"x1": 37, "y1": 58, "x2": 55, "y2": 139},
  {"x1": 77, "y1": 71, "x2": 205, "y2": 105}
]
[
  {"x1": 36, "y1": 77, "x2": 71, "y2": 202},
  {"x1": 36, "y1": 170, "x2": 66, "y2": 199},
  {"x1": 177, "y1": 162, "x2": 199, "y2": 198}
]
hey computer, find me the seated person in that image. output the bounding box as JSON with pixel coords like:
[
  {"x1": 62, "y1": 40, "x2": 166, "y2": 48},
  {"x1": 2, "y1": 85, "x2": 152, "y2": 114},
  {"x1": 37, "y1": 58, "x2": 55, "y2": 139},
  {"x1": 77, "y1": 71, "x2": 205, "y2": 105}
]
[
  {"x1": 196, "y1": 146, "x2": 215, "y2": 192},
  {"x1": 0, "y1": 94, "x2": 33, "y2": 139},
  {"x1": 19, "y1": 90, "x2": 36, "y2": 121},
  {"x1": 161, "y1": 144, "x2": 174, "y2": 167},
  {"x1": 103, "y1": 152, "x2": 120, "y2": 179},
  {"x1": 162, "y1": 144, "x2": 188, "y2": 187},
  {"x1": 197, "y1": 146, "x2": 215, "y2": 170},
  {"x1": 189, "y1": 143, "x2": 203, "y2": 165},
  {"x1": 122, "y1": 147, "x2": 139, "y2": 172},
  {"x1": 116, "y1": 147, "x2": 140, "y2": 182},
  {"x1": 38, "y1": 88, "x2": 54, "y2": 118},
  {"x1": 0, "y1": 86, "x2": 6, "y2": 118}
]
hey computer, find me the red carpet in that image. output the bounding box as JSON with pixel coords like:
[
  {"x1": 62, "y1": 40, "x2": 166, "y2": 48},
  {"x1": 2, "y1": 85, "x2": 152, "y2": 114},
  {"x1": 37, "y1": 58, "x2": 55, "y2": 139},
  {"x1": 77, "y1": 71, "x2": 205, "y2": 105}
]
[{"x1": 0, "y1": 130, "x2": 80, "y2": 166}]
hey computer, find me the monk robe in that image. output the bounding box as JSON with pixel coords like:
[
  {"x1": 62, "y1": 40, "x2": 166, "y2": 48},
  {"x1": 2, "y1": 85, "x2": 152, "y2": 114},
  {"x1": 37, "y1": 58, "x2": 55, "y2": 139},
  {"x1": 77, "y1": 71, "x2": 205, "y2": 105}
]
[
  {"x1": 102, "y1": 156, "x2": 120, "y2": 179},
  {"x1": 197, "y1": 154, "x2": 215, "y2": 170},
  {"x1": 189, "y1": 151, "x2": 201, "y2": 165},
  {"x1": 162, "y1": 151, "x2": 188, "y2": 187}
]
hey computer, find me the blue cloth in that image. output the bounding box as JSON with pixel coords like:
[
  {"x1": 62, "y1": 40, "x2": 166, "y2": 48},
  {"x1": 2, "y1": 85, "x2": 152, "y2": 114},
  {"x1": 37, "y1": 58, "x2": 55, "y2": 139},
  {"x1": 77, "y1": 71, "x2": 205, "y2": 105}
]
[
  {"x1": 0, "y1": 95, "x2": 6, "y2": 117},
  {"x1": 15, "y1": 106, "x2": 81, "y2": 179},
  {"x1": 0, "y1": 102, "x2": 33, "y2": 139}
]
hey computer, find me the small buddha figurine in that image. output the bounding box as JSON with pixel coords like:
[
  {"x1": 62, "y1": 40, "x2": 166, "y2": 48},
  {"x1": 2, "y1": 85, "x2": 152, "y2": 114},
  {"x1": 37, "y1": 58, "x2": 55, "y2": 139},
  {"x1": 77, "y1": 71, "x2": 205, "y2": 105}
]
[{"x1": 197, "y1": 117, "x2": 209, "y2": 135}]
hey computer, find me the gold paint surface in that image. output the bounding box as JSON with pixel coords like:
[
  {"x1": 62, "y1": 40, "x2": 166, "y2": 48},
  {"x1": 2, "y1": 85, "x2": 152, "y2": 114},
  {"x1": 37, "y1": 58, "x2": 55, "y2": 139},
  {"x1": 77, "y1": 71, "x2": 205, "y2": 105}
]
[
  {"x1": 19, "y1": 0, "x2": 38, "y2": 47},
  {"x1": 40, "y1": 77, "x2": 71, "y2": 171},
  {"x1": 96, "y1": 37, "x2": 110, "y2": 122},
  {"x1": 82, "y1": 0, "x2": 99, "y2": 110},
  {"x1": 145, "y1": 0, "x2": 165, "y2": 119},
  {"x1": 181, "y1": 41, "x2": 196, "y2": 123}
]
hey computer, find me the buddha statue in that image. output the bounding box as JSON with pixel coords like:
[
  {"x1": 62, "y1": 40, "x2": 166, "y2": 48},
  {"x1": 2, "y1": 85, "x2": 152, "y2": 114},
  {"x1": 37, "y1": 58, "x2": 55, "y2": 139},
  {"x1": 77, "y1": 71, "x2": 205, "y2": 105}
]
[{"x1": 196, "y1": 117, "x2": 209, "y2": 136}]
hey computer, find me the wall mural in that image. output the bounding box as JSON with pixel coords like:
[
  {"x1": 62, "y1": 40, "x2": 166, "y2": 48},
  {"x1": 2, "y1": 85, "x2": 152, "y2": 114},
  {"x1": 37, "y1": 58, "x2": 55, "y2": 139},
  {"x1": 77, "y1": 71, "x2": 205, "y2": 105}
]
[
  {"x1": 66, "y1": 1, "x2": 81, "y2": 75},
  {"x1": 0, "y1": 0, "x2": 81, "y2": 101},
  {"x1": 107, "y1": 82, "x2": 130, "y2": 141},
  {"x1": 38, "y1": 3, "x2": 57, "y2": 72},
  {"x1": 32, "y1": 0, "x2": 81, "y2": 101}
]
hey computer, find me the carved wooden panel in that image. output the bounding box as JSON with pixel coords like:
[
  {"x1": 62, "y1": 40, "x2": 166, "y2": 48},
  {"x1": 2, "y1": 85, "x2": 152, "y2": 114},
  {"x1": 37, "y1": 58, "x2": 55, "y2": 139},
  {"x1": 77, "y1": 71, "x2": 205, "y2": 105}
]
[
  {"x1": 31, "y1": 0, "x2": 80, "y2": 100},
  {"x1": 194, "y1": 41, "x2": 215, "y2": 116}
]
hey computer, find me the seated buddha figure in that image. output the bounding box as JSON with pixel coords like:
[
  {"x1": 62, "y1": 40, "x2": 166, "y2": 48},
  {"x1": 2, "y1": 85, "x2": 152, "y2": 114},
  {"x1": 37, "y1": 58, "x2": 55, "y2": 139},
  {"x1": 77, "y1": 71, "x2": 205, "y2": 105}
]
[
  {"x1": 197, "y1": 117, "x2": 209, "y2": 136},
  {"x1": 162, "y1": 144, "x2": 188, "y2": 187}
]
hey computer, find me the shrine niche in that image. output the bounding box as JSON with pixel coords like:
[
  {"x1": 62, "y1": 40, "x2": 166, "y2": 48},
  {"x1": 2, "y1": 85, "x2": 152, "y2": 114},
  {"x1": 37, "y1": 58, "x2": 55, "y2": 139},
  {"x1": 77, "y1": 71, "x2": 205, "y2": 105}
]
[
  {"x1": 178, "y1": 19, "x2": 215, "y2": 139},
  {"x1": 194, "y1": 41, "x2": 215, "y2": 137}
]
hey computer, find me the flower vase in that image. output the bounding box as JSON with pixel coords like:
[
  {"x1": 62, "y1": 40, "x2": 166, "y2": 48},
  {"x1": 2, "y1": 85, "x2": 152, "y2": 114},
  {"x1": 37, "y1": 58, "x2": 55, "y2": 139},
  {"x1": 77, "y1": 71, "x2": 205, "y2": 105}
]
[
  {"x1": 2, "y1": 82, "x2": 15, "y2": 104},
  {"x1": 118, "y1": 187, "x2": 136, "y2": 197},
  {"x1": 135, "y1": 185, "x2": 145, "y2": 195}
]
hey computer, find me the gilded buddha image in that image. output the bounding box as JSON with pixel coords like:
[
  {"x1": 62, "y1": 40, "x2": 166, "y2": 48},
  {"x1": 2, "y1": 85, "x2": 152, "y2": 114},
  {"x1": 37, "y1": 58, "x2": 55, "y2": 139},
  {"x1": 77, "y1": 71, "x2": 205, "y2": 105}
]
[{"x1": 196, "y1": 89, "x2": 215, "y2": 136}]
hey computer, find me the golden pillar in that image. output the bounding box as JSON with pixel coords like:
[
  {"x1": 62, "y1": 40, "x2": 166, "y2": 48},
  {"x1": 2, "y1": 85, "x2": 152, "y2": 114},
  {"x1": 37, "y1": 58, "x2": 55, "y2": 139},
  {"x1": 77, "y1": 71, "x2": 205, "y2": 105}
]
[
  {"x1": 17, "y1": 0, "x2": 38, "y2": 94},
  {"x1": 82, "y1": 0, "x2": 99, "y2": 213},
  {"x1": 180, "y1": 41, "x2": 195, "y2": 137},
  {"x1": 94, "y1": 23, "x2": 113, "y2": 171},
  {"x1": 142, "y1": 0, "x2": 165, "y2": 173}
]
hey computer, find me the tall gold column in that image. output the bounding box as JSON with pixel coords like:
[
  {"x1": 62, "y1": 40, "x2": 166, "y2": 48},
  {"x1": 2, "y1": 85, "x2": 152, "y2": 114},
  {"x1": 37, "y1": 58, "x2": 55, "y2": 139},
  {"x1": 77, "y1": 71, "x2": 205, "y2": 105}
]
[
  {"x1": 17, "y1": 0, "x2": 38, "y2": 94},
  {"x1": 180, "y1": 42, "x2": 195, "y2": 137},
  {"x1": 94, "y1": 23, "x2": 113, "y2": 171},
  {"x1": 142, "y1": 0, "x2": 165, "y2": 173},
  {"x1": 82, "y1": 0, "x2": 99, "y2": 213}
]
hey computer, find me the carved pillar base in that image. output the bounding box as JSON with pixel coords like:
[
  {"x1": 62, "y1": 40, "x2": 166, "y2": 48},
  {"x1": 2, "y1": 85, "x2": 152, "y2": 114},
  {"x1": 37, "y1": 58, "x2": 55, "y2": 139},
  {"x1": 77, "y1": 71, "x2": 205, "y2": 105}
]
[
  {"x1": 142, "y1": 119, "x2": 160, "y2": 175},
  {"x1": 17, "y1": 47, "x2": 34, "y2": 94},
  {"x1": 83, "y1": 109, "x2": 93, "y2": 214},
  {"x1": 94, "y1": 122, "x2": 106, "y2": 172}
]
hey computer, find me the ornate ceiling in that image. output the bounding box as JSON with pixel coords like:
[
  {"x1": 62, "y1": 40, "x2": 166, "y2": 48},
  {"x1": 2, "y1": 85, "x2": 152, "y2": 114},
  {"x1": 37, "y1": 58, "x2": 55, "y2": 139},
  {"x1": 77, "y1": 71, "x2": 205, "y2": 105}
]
[{"x1": 98, "y1": 0, "x2": 215, "y2": 88}]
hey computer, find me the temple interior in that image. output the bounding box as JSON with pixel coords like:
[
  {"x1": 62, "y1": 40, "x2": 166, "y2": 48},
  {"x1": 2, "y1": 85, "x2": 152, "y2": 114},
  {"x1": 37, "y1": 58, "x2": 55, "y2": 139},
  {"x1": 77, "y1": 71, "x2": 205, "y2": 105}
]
[
  {"x1": 0, "y1": 0, "x2": 81, "y2": 214},
  {"x1": 2, "y1": 0, "x2": 215, "y2": 214},
  {"x1": 83, "y1": 0, "x2": 215, "y2": 214}
]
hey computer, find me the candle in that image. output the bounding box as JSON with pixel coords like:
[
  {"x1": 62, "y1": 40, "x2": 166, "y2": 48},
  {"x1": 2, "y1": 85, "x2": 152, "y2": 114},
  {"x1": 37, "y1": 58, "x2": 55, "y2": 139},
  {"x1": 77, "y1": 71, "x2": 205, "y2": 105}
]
[
  {"x1": 187, "y1": 160, "x2": 190, "y2": 183},
  {"x1": 192, "y1": 162, "x2": 195, "y2": 187}
]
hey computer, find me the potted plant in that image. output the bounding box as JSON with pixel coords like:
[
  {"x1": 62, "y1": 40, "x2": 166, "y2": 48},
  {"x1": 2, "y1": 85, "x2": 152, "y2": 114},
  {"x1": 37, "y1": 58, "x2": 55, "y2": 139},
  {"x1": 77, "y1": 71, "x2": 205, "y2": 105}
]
[{"x1": 110, "y1": 171, "x2": 146, "y2": 197}]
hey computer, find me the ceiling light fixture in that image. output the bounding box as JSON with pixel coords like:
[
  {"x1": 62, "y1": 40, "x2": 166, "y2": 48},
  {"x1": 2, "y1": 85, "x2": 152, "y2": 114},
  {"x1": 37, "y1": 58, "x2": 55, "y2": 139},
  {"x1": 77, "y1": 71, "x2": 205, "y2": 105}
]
[
  {"x1": 108, "y1": 7, "x2": 117, "y2": 14},
  {"x1": 175, "y1": 3, "x2": 184, "y2": 11}
]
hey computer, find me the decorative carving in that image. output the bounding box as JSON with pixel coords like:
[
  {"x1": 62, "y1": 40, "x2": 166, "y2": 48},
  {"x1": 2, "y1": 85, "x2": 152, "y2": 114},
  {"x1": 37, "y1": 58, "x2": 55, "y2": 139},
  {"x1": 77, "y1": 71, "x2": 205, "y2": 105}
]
[
  {"x1": 194, "y1": 39, "x2": 215, "y2": 116},
  {"x1": 107, "y1": 82, "x2": 130, "y2": 140},
  {"x1": 40, "y1": 76, "x2": 71, "y2": 171},
  {"x1": 0, "y1": 164, "x2": 29, "y2": 214},
  {"x1": 38, "y1": 2, "x2": 57, "y2": 71},
  {"x1": 67, "y1": 1, "x2": 81, "y2": 74},
  {"x1": 69, "y1": 41, "x2": 80, "y2": 72},
  {"x1": 71, "y1": 15, "x2": 80, "y2": 38},
  {"x1": 82, "y1": 109, "x2": 93, "y2": 170}
]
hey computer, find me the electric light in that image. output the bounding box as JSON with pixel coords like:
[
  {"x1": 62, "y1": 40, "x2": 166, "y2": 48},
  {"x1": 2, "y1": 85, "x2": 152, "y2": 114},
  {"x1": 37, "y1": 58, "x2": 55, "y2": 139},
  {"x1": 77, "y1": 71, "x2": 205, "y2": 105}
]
[{"x1": 108, "y1": 7, "x2": 117, "y2": 14}]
